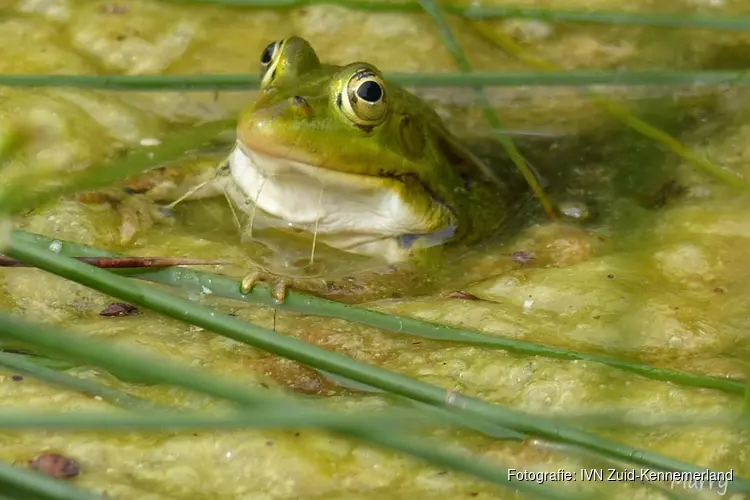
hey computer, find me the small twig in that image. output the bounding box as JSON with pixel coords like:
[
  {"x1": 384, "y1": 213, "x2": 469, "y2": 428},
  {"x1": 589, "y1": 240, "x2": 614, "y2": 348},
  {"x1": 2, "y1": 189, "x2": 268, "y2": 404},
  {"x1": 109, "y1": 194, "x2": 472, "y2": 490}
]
[{"x1": 0, "y1": 256, "x2": 228, "y2": 269}]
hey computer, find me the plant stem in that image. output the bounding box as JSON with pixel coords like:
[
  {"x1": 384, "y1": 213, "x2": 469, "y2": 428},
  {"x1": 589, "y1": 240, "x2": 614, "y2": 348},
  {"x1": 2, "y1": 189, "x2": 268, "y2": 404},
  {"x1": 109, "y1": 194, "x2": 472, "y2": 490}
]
[{"x1": 5, "y1": 234, "x2": 747, "y2": 492}]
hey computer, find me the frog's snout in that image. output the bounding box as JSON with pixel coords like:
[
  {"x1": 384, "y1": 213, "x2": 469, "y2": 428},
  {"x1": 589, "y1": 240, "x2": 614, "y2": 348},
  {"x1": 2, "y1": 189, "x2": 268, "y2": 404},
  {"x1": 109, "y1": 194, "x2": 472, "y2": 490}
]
[{"x1": 238, "y1": 97, "x2": 310, "y2": 148}]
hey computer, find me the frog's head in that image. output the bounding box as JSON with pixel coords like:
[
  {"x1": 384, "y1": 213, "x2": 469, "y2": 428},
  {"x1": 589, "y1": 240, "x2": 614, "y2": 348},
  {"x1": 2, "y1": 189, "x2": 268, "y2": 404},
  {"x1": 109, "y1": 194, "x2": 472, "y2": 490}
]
[{"x1": 230, "y1": 37, "x2": 501, "y2": 260}]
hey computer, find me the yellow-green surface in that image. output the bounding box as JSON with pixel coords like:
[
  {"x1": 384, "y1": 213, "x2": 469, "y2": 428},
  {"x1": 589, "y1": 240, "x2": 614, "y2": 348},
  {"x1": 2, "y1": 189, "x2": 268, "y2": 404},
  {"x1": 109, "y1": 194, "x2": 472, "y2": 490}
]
[{"x1": 1, "y1": 0, "x2": 750, "y2": 499}]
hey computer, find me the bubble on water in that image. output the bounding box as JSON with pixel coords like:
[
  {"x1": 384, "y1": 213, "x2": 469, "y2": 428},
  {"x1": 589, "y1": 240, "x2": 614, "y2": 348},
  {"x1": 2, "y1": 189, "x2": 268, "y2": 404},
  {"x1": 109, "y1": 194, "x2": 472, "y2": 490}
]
[
  {"x1": 558, "y1": 201, "x2": 590, "y2": 221},
  {"x1": 48, "y1": 240, "x2": 63, "y2": 253},
  {"x1": 505, "y1": 277, "x2": 521, "y2": 287},
  {"x1": 139, "y1": 137, "x2": 161, "y2": 147}
]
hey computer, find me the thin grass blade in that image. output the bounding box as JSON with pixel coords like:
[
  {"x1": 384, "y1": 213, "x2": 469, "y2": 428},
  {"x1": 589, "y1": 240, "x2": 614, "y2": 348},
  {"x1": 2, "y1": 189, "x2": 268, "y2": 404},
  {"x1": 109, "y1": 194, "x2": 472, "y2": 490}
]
[
  {"x1": 4, "y1": 235, "x2": 747, "y2": 491},
  {"x1": 0, "y1": 352, "x2": 157, "y2": 410},
  {"x1": 0, "y1": 314, "x2": 581, "y2": 499},
  {"x1": 417, "y1": 0, "x2": 556, "y2": 218},
  {"x1": 0, "y1": 121, "x2": 232, "y2": 215},
  {"x1": 11, "y1": 230, "x2": 744, "y2": 396},
  {"x1": 471, "y1": 23, "x2": 750, "y2": 192},
  {"x1": 2, "y1": 71, "x2": 747, "y2": 91},
  {"x1": 0, "y1": 256, "x2": 227, "y2": 268},
  {"x1": 157, "y1": 0, "x2": 750, "y2": 30}
]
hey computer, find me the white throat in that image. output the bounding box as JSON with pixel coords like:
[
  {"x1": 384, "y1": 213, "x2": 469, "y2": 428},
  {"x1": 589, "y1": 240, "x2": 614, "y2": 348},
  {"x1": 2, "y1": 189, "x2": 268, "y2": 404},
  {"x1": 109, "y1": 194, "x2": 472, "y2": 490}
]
[{"x1": 225, "y1": 145, "x2": 448, "y2": 261}]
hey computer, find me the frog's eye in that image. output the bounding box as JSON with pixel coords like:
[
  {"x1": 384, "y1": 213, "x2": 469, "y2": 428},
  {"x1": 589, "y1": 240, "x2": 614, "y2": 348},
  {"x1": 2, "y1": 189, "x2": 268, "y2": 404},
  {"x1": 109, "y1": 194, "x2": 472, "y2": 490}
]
[
  {"x1": 260, "y1": 40, "x2": 283, "y2": 86},
  {"x1": 339, "y1": 70, "x2": 387, "y2": 127}
]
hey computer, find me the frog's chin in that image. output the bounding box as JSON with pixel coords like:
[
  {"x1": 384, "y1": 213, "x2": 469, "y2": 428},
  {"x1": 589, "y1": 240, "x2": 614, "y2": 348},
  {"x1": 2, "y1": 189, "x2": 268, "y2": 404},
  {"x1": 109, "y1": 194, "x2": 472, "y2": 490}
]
[{"x1": 225, "y1": 144, "x2": 454, "y2": 262}]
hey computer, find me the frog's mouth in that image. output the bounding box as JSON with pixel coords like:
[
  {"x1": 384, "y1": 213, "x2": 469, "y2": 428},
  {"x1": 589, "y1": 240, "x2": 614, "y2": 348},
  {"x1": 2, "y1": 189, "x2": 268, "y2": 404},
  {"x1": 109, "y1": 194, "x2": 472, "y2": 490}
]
[{"x1": 225, "y1": 143, "x2": 456, "y2": 260}]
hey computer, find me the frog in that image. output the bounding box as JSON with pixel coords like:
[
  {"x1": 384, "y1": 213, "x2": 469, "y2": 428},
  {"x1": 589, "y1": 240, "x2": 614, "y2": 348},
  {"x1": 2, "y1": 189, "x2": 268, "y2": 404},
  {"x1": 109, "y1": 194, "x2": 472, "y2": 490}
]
[
  {"x1": 77, "y1": 37, "x2": 687, "y2": 304},
  {"x1": 78, "y1": 36, "x2": 539, "y2": 303},
  {"x1": 219, "y1": 36, "x2": 537, "y2": 302}
]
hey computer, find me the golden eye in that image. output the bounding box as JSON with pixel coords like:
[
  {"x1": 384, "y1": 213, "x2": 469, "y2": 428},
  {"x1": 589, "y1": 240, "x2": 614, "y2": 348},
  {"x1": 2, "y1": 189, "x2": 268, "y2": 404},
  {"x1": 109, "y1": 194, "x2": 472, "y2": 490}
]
[
  {"x1": 259, "y1": 40, "x2": 283, "y2": 88},
  {"x1": 339, "y1": 70, "x2": 387, "y2": 127}
]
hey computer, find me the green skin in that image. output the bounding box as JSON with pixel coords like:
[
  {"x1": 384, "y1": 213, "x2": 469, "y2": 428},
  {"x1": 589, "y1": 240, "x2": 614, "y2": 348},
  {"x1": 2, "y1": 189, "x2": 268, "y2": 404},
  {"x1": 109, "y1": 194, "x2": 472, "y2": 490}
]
[{"x1": 224, "y1": 36, "x2": 530, "y2": 302}]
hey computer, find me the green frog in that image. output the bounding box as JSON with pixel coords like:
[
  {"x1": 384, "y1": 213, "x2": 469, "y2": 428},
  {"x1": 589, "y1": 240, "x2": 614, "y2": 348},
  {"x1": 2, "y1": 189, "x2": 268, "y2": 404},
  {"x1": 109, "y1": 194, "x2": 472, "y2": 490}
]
[
  {"x1": 220, "y1": 36, "x2": 535, "y2": 302},
  {"x1": 87, "y1": 36, "x2": 537, "y2": 302}
]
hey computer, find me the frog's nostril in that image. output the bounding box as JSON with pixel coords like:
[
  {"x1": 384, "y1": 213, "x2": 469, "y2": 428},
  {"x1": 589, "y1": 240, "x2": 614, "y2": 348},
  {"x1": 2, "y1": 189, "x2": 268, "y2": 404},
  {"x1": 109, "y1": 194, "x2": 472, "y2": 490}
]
[{"x1": 291, "y1": 95, "x2": 313, "y2": 118}]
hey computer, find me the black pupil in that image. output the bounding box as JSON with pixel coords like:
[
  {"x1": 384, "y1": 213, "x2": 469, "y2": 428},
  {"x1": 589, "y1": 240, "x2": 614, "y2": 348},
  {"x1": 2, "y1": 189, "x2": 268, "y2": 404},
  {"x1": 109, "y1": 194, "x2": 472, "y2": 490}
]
[
  {"x1": 356, "y1": 81, "x2": 382, "y2": 103},
  {"x1": 261, "y1": 43, "x2": 276, "y2": 65}
]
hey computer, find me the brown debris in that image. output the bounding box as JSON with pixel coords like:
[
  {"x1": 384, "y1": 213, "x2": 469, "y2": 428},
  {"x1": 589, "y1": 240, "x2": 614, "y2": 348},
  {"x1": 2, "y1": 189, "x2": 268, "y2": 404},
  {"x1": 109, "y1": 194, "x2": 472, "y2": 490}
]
[
  {"x1": 445, "y1": 290, "x2": 481, "y2": 301},
  {"x1": 99, "y1": 4, "x2": 129, "y2": 14},
  {"x1": 0, "y1": 256, "x2": 227, "y2": 269},
  {"x1": 511, "y1": 250, "x2": 536, "y2": 266},
  {"x1": 99, "y1": 303, "x2": 140, "y2": 317},
  {"x1": 254, "y1": 357, "x2": 335, "y2": 396},
  {"x1": 29, "y1": 453, "x2": 80, "y2": 479}
]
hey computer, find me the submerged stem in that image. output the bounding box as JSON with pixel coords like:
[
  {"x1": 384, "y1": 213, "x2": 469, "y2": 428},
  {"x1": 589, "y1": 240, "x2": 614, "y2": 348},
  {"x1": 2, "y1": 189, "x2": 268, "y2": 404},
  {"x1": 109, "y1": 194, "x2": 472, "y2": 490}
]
[
  {"x1": 471, "y1": 22, "x2": 750, "y2": 192},
  {"x1": 417, "y1": 0, "x2": 556, "y2": 218}
]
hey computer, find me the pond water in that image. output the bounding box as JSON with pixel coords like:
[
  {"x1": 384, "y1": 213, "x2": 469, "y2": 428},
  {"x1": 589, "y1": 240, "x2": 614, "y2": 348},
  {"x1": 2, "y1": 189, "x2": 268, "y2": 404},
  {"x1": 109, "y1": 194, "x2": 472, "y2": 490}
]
[{"x1": 0, "y1": 1, "x2": 749, "y2": 499}]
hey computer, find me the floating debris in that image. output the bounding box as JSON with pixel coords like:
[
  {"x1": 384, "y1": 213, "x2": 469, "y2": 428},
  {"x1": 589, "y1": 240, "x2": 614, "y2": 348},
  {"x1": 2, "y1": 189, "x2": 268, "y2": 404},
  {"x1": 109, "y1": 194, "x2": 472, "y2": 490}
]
[
  {"x1": 99, "y1": 4, "x2": 129, "y2": 14},
  {"x1": 29, "y1": 453, "x2": 80, "y2": 479},
  {"x1": 446, "y1": 290, "x2": 480, "y2": 301},
  {"x1": 511, "y1": 250, "x2": 536, "y2": 266},
  {"x1": 0, "y1": 256, "x2": 227, "y2": 269},
  {"x1": 100, "y1": 303, "x2": 140, "y2": 317}
]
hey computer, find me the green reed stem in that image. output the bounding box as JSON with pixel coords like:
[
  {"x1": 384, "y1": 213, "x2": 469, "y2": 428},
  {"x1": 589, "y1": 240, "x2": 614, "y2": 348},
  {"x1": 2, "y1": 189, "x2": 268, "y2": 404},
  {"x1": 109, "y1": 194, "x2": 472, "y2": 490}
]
[
  {"x1": 0, "y1": 410, "x2": 442, "y2": 432},
  {"x1": 459, "y1": 5, "x2": 750, "y2": 30},
  {"x1": 12, "y1": 230, "x2": 744, "y2": 397},
  {"x1": 0, "y1": 71, "x2": 746, "y2": 91},
  {"x1": 0, "y1": 352, "x2": 156, "y2": 410},
  {"x1": 472, "y1": 22, "x2": 750, "y2": 192},
  {"x1": 0, "y1": 121, "x2": 232, "y2": 215},
  {"x1": 5, "y1": 234, "x2": 748, "y2": 494},
  {"x1": 158, "y1": 0, "x2": 750, "y2": 30},
  {"x1": 0, "y1": 313, "x2": 578, "y2": 500},
  {"x1": 418, "y1": 0, "x2": 555, "y2": 217}
]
